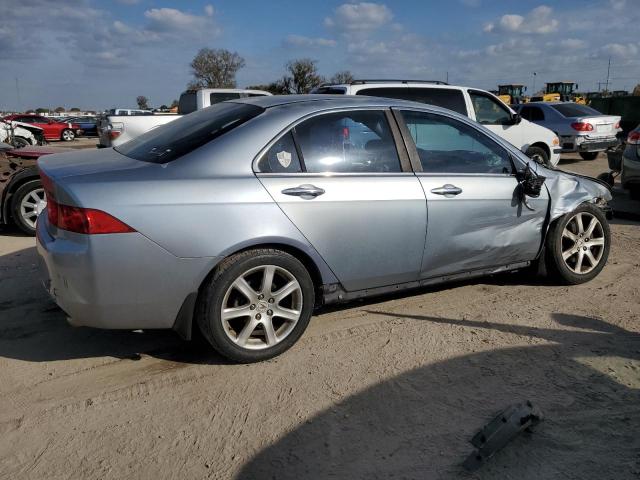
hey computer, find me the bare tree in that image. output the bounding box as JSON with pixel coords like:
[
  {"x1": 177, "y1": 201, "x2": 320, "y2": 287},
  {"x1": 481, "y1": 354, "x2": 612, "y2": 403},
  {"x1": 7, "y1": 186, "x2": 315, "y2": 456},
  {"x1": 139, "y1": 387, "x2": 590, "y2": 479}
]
[
  {"x1": 136, "y1": 96, "x2": 149, "y2": 110},
  {"x1": 330, "y1": 71, "x2": 354, "y2": 84},
  {"x1": 190, "y1": 48, "x2": 245, "y2": 89},
  {"x1": 282, "y1": 59, "x2": 324, "y2": 94}
]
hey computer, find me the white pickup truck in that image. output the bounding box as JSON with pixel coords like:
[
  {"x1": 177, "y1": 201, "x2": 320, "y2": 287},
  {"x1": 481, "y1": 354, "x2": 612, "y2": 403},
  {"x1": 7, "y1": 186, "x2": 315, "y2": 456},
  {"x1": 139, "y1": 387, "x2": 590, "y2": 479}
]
[{"x1": 97, "y1": 88, "x2": 271, "y2": 148}]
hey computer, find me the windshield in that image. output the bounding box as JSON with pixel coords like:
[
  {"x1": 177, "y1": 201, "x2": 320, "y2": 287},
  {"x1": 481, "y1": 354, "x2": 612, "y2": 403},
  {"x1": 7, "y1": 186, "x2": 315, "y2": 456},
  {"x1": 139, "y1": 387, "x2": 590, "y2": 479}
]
[
  {"x1": 551, "y1": 103, "x2": 601, "y2": 118},
  {"x1": 115, "y1": 102, "x2": 264, "y2": 163}
]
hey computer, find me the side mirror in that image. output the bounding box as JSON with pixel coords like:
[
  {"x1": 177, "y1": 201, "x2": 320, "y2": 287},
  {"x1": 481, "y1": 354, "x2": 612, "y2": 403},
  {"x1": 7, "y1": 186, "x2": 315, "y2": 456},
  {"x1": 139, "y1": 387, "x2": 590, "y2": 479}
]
[
  {"x1": 505, "y1": 113, "x2": 522, "y2": 125},
  {"x1": 516, "y1": 164, "x2": 546, "y2": 198}
]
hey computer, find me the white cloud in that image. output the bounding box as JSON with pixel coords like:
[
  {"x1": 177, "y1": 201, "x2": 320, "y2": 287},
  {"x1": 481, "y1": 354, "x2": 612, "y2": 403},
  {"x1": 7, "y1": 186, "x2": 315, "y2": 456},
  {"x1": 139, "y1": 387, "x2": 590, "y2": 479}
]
[
  {"x1": 324, "y1": 3, "x2": 393, "y2": 32},
  {"x1": 557, "y1": 38, "x2": 586, "y2": 49},
  {"x1": 484, "y1": 5, "x2": 559, "y2": 35},
  {"x1": 144, "y1": 8, "x2": 213, "y2": 33},
  {"x1": 284, "y1": 34, "x2": 337, "y2": 48},
  {"x1": 599, "y1": 42, "x2": 639, "y2": 59},
  {"x1": 204, "y1": 4, "x2": 214, "y2": 17}
]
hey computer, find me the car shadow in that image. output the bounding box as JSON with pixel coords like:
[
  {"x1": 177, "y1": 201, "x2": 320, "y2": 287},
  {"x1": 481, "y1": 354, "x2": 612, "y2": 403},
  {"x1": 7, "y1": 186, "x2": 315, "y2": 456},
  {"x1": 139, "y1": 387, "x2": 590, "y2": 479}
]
[
  {"x1": 237, "y1": 312, "x2": 640, "y2": 479},
  {"x1": 0, "y1": 245, "x2": 229, "y2": 365}
]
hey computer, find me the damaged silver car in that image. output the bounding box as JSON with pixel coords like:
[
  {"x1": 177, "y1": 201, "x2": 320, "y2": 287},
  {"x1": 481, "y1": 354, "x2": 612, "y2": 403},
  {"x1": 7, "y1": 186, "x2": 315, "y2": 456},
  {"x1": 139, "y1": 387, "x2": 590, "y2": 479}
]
[{"x1": 37, "y1": 95, "x2": 612, "y2": 362}]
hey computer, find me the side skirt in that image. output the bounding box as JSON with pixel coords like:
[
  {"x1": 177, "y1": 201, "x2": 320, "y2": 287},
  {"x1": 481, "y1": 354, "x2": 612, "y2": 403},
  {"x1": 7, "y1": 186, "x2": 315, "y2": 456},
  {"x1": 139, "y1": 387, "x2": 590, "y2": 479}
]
[{"x1": 321, "y1": 261, "x2": 531, "y2": 305}]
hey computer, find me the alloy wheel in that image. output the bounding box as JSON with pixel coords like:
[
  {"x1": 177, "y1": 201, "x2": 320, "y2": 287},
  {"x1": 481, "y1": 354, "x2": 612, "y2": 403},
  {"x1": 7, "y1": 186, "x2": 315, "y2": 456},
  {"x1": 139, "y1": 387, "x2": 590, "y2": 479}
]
[
  {"x1": 62, "y1": 130, "x2": 74, "y2": 141},
  {"x1": 561, "y1": 212, "x2": 605, "y2": 274},
  {"x1": 220, "y1": 265, "x2": 303, "y2": 350},
  {"x1": 19, "y1": 187, "x2": 46, "y2": 229}
]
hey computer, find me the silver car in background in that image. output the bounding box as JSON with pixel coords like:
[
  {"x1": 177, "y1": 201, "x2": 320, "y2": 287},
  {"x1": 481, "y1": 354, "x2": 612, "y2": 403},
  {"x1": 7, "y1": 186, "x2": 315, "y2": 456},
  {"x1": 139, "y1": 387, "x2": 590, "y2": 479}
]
[
  {"x1": 515, "y1": 102, "x2": 621, "y2": 160},
  {"x1": 37, "y1": 95, "x2": 613, "y2": 362}
]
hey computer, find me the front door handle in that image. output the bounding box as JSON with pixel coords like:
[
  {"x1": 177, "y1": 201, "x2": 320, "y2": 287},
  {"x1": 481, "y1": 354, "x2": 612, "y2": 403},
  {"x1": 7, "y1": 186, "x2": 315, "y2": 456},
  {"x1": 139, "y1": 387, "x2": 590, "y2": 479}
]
[
  {"x1": 282, "y1": 184, "x2": 326, "y2": 198},
  {"x1": 430, "y1": 184, "x2": 463, "y2": 197}
]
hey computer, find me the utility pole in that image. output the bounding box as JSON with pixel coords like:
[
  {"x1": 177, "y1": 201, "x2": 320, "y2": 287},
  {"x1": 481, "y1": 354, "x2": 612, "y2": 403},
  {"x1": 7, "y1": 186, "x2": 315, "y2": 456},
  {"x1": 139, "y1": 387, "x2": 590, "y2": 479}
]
[
  {"x1": 15, "y1": 77, "x2": 21, "y2": 112},
  {"x1": 532, "y1": 72, "x2": 536, "y2": 93},
  {"x1": 446, "y1": 71, "x2": 449, "y2": 84},
  {"x1": 605, "y1": 57, "x2": 611, "y2": 93}
]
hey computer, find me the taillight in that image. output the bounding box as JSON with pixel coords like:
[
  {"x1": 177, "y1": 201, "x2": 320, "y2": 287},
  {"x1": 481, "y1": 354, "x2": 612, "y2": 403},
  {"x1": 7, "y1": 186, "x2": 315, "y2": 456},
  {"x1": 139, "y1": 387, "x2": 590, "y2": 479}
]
[
  {"x1": 571, "y1": 122, "x2": 593, "y2": 132},
  {"x1": 628, "y1": 130, "x2": 640, "y2": 145},
  {"x1": 108, "y1": 122, "x2": 123, "y2": 140},
  {"x1": 47, "y1": 197, "x2": 135, "y2": 234},
  {"x1": 342, "y1": 127, "x2": 350, "y2": 140},
  {"x1": 614, "y1": 121, "x2": 620, "y2": 129}
]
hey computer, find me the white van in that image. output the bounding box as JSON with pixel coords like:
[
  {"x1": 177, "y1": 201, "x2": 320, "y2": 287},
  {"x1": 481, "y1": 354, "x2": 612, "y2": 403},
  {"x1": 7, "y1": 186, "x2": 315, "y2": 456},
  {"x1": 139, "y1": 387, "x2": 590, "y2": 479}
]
[{"x1": 312, "y1": 80, "x2": 561, "y2": 166}]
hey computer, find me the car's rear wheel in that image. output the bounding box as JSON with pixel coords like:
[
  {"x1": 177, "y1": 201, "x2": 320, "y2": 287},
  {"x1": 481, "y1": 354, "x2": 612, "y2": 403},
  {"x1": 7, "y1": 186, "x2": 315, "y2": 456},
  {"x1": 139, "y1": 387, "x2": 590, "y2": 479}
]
[
  {"x1": 11, "y1": 136, "x2": 30, "y2": 148},
  {"x1": 61, "y1": 129, "x2": 75, "y2": 141},
  {"x1": 196, "y1": 249, "x2": 315, "y2": 363},
  {"x1": 545, "y1": 204, "x2": 610, "y2": 284},
  {"x1": 579, "y1": 152, "x2": 599, "y2": 160},
  {"x1": 525, "y1": 146, "x2": 549, "y2": 166},
  {"x1": 10, "y1": 180, "x2": 46, "y2": 236}
]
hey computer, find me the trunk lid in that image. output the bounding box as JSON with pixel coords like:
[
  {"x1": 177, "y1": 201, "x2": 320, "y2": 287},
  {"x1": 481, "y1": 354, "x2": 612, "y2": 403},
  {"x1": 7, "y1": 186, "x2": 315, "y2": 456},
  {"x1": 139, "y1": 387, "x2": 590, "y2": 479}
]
[{"x1": 573, "y1": 115, "x2": 620, "y2": 135}]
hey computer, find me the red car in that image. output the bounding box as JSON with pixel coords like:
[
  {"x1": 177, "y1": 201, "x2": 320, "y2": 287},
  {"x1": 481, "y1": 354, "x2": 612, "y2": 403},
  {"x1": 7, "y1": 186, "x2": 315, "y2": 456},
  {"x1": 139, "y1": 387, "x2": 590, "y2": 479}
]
[{"x1": 3, "y1": 115, "x2": 82, "y2": 142}]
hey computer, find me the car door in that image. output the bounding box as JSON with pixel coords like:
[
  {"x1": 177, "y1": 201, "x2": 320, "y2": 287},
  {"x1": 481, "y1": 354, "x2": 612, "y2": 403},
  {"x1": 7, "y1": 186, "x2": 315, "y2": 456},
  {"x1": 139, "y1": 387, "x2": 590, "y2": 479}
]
[
  {"x1": 31, "y1": 117, "x2": 54, "y2": 139},
  {"x1": 394, "y1": 108, "x2": 548, "y2": 279},
  {"x1": 468, "y1": 90, "x2": 523, "y2": 149},
  {"x1": 256, "y1": 108, "x2": 427, "y2": 291}
]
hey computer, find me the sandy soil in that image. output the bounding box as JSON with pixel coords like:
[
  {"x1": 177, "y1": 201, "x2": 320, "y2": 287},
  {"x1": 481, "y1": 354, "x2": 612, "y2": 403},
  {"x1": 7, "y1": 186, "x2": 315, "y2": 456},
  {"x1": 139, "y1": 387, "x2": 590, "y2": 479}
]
[{"x1": 0, "y1": 154, "x2": 638, "y2": 479}]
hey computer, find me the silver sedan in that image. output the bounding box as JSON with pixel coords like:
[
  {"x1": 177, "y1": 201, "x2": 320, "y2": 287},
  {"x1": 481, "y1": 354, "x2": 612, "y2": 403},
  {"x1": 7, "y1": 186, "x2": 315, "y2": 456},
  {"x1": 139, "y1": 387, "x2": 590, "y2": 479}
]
[
  {"x1": 515, "y1": 102, "x2": 621, "y2": 160},
  {"x1": 37, "y1": 95, "x2": 613, "y2": 362}
]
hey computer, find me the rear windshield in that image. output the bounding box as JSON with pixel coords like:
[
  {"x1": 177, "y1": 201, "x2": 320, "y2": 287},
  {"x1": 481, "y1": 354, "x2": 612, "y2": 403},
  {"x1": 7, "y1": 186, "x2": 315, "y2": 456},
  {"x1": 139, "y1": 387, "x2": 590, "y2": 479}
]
[
  {"x1": 313, "y1": 86, "x2": 347, "y2": 94},
  {"x1": 551, "y1": 103, "x2": 601, "y2": 117},
  {"x1": 356, "y1": 87, "x2": 467, "y2": 116},
  {"x1": 115, "y1": 103, "x2": 264, "y2": 163},
  {"x1": 178, "y1": 92, "x2": 197, "y2": 115}
]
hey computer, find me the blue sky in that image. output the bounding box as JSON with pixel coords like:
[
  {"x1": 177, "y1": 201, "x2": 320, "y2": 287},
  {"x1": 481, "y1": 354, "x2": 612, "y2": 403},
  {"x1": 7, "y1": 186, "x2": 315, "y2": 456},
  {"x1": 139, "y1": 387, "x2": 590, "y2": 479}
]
[{"x1": 1, "y1": 0, "x2": 638, "y2": 110}]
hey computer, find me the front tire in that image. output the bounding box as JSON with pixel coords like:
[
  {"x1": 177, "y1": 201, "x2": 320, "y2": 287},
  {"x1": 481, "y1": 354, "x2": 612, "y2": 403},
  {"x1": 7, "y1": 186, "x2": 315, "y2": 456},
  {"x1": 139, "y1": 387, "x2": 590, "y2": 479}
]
[
  {"x1": 61, "y1": 129, "x2": 75, "y2": 142},
  {"x1": 545, "y1": 204, "x2": 610, "y2": 284},
  {"x1": 525, "y1": 146, "x2": 550, "y2": 166},
  {"x1": 10, "y1": 180, "x2": 46, "y2": 236},
  {"x1": 196, "y1": 249, "x2": 315, "y2": 363},
  {"x1": 579, "y1": 152, "x2": 599, "y2": 160},
  {"x1": 11, "y1": 136, "x2": 30, "y2": 148}
]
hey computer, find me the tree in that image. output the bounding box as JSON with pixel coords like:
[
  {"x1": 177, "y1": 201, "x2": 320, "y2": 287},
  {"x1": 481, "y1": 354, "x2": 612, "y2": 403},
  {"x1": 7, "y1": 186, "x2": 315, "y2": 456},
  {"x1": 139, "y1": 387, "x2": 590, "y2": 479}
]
[
  {"x1": 70, "y1": 107, "x2": 81, "y2": 112},
  {"x1": 633, "y1": 84, "x2": 640, "y2": 96},
  {"x1": 330, "y1": 71, "x2": 354, "y2": 84},
  {"x1": 281, "y1": 59, "x2": 324, "y2": 94},
  {"x1": 189, "y1": 48, "x2": 245, "y2": 89},
  {"x1": 136, "y1": 96, "x2": 149, "y2": 110},
  {"x1": 54, "y1": 106, "x2": 65, "y2": 113},
  {"x1": 35, "y1": 108, "x2": 49, "y2": 114},
  {"x1": 170, "y1": 99, "x2": 179, "y2": 108}
]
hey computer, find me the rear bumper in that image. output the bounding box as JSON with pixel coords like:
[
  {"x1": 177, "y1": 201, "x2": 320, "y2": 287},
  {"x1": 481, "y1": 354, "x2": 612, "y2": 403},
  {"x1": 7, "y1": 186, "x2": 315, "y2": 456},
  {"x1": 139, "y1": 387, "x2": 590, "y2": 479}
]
[
  {"x1": 622, "y1": 152, "x2": 640, "y2": 188},
  {"x1": 36, "y1": 216, "x2": 218, "y2": 330},
  {"x1": 560, "y1": 134, "x2": 618, "y2": 153}
]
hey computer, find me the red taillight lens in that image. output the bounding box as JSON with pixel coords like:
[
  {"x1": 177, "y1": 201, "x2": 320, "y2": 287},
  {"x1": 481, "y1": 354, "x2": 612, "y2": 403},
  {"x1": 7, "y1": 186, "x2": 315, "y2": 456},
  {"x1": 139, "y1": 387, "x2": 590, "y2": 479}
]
[
  {"x1": 109, "y1": 130, "x2": 121, "y2": 140},
  {"x1": 571, "y1": 122, "x2": 593, "y2": 131},
  {"x1": 628, "y1": 130, "x2": 640, "y2": 145},
  {"x1": 46, "y1": 197, "x2": 134, "y2": 234},
  {"x1": 614, "y1": 121, "x2": 620, "y2": 129},
  {"x1": 342, "y1": 127, "x2": 350, "y2": 140}
]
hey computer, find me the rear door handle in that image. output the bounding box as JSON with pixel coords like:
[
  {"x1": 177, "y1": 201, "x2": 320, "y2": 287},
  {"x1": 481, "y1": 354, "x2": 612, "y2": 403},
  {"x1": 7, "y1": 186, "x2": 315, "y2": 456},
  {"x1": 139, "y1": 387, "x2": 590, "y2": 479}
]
[
  {"x1": 282, "y1": 184, "x2": 325, "y2": 198},
  {"x1": 430, "y1": 184, "x2": 463, "y2": 196}
]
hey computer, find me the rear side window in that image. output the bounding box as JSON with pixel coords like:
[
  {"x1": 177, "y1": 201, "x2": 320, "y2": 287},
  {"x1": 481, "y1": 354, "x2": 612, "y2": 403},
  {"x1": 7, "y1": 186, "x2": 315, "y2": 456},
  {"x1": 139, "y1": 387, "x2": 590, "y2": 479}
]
[
  {"x1": 116, "y1": 103, "x2": 263, "y2": 163},
  {"x1": 550, "y1": 103, "x2": 601, "y2": 117},
  {"x1": 257, "y1": 132, "x2": 303, "y2": 173},
  {"x1": 313, "y1": 86, "x2": 347, "y2": 95},
  {"x1": 294, "y1": 110, "x2": 401, "y2": 173},
  {"x1": 469, "y1": 91, "x2": 512, "y2": 125},
  {"x1": 401, "y1": 110, "x2": 512, "y2": 174},
  {"x1": 356, "y1": 87, "x2": 467, "y2": 116}
]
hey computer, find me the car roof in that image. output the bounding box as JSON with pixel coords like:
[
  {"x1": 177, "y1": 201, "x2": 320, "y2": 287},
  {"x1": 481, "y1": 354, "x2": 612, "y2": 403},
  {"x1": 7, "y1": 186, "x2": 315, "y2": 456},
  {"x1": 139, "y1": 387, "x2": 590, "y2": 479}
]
[{"x1": 231, "y1": 94, "x2": 447, "y2": 110}]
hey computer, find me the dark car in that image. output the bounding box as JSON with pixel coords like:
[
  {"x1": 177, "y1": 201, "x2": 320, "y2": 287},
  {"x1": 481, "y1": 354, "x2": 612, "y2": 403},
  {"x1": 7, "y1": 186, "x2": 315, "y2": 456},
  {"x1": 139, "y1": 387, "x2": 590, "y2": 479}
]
[
  {"x1": 0, "y1": 145, "x2": 70, "y2": 234},
  {"x1": 57, "y1": 116, "x2": 98, "y2": 137}
]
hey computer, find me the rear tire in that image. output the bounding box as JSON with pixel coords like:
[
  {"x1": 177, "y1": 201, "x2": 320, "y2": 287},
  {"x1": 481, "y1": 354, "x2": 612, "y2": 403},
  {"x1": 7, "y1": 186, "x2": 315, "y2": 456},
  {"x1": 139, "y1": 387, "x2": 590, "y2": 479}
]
[
  {"x1": 525, "y1": 146, "x2": 549, "y2": 166},
  {"x1": 11, "y1": 136, "x2": 30, "y2": 148},
  {"x1": 579, "y1": 152, "x2": 599, "y2": 160},
  {"x1": 10, "y1": 180, "x2": 46, "y2": 236},
  {"x1": 545, "y1": 203, "x2": 610, "y2": 285},
  {"x1": 597, "y1": 172, "x2": 615, "y2": 187},
  {"x1": 61, "y1": 129, "x2": 75, "y2": 142},
  {"x1": 196, "y1": 249, "x2": 315, "y2": 363}
]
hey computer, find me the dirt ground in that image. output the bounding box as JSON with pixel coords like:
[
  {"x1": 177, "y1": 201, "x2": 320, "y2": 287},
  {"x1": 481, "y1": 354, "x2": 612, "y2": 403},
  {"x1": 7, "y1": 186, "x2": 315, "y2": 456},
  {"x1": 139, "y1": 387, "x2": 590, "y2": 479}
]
[{"x1": 0, "y1": 153, "x2": 639, "y2": 479}]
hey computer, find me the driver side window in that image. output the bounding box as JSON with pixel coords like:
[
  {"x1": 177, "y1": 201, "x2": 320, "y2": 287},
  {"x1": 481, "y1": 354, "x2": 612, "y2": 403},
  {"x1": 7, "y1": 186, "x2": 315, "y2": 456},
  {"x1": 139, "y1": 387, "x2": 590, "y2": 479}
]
[
  {"x1": 469, "y1": 92, "x2": 512, "y2": 125},
  {"x1": 401, "y1": 110, "x2": 513, "y2": 174}
]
